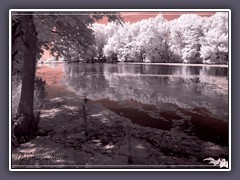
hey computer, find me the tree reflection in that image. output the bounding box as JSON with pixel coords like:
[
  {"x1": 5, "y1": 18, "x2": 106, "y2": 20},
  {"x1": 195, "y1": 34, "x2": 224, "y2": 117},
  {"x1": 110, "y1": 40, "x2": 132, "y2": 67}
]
[{"x1": 62, "y1": 63, "x2": 228, "y2": 121}]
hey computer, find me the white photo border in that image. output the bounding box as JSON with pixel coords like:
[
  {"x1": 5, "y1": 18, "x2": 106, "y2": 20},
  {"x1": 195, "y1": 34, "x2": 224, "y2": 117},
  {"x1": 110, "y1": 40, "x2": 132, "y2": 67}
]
[{"x1": 9, "y1": 9, "x2": 231, "y2": 171}]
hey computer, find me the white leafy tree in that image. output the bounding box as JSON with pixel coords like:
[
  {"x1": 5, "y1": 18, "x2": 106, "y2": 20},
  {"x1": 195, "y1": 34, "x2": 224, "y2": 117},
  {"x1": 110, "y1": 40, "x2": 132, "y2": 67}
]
[
  {"x1": 102, "y1": 22, "x2": 126, "y2": 62},
  {"x1": 139, "y1": 15, "x2": 172, "y2": 63},
  {"x1": 200, "y1": 12, "x2": 228, "y2": 64},
  {"x1": 92, "y1": 22, "x2": 120, "y2": 61},
  {"x1": 169, "y1": 14, "x2": 203, "y2": 63},
  {"x1": 102, "y1": 14, "x2": 173, "y2": 63}
]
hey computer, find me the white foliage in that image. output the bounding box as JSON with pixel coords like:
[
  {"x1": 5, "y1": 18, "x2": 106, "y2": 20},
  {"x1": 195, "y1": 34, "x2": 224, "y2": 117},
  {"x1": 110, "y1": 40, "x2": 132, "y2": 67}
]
[
  {"x1": 200, "y1": 12, "x2": 228, "y2": 64},
  {"x1": 93, "y1": 12, "x2": 229, "y2": 64},
  {"x1": 169, "y1": 14, "x2": 203, "y2": 63}
]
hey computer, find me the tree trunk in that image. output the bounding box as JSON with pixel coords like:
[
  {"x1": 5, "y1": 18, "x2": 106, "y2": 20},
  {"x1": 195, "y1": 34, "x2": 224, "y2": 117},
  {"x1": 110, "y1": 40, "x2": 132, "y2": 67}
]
[{"x1": 15, "y1": 14, "x2": 39, "y2": 137}]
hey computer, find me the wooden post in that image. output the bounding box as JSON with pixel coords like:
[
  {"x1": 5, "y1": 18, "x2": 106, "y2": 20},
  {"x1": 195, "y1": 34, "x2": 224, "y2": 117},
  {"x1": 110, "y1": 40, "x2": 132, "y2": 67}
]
[
  {"x1": 82, "y1": 103, "x2": 87, "y2": 125},
  {"x1": 126, "y1": 125, "x2": 133, "y2": 164},
  {"x1": 82, "y1": 96, "x2": 89, "y2": 126}
]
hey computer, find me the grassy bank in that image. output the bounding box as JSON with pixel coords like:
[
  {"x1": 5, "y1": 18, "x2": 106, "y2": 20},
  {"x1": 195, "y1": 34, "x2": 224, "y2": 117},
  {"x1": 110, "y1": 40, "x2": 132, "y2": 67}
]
[{"x1": 12, "y1": 92, "x2": 228, "y2": 168}]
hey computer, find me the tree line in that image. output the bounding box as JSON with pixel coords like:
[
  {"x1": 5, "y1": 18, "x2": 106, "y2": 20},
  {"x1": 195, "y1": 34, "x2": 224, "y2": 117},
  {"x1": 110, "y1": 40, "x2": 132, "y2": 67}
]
[{"x1": 92, "y1": 12, "x2": 228, "y2": 64}]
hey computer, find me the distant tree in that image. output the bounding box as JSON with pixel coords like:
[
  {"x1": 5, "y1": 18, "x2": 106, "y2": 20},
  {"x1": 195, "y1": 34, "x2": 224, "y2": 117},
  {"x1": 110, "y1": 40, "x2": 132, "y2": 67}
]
[
  {"x1": 169, "y1": 14, "x2": 203, "y2": 63},
  {"x1": 200, "y1": 12, "x2": 228, "y2": 64},
  {"x1": 138, "y1": 15, "x2": 172, "y2": 63},
  {"x1": 92, "y1": 24, "x2": 107, "y2": 60},
  {"x1": 103, "y1": 22, "x2": 125, "y2": 62}
]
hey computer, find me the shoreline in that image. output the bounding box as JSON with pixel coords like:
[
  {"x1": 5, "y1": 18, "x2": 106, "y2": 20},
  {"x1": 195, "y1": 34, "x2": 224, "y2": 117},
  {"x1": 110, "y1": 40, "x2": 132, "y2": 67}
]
[
  {"x1": 37, "y1": 61, "x2": 228, "y2": 68},
  {"x1": 118, "y1": 62, "x2": 228, "y2": 68}
]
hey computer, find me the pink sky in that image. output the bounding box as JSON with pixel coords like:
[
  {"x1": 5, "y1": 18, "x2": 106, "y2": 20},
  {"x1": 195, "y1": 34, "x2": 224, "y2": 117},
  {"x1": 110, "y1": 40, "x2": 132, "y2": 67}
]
[{"x1": 97, "y1": 11, "x2": 215, "y2": 24}]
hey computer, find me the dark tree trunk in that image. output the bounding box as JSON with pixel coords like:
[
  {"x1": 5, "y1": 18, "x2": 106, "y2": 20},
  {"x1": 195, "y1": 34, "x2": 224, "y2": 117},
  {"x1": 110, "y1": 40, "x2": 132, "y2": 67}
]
[{"x1": 14, "y1": 14, "x2": 39, "y2": 137}]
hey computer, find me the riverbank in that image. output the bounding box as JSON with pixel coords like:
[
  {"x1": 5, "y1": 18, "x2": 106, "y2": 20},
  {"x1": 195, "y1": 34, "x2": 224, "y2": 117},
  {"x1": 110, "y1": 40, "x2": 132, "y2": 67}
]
[
  {"x1": 37, "y1": 61, "x2": 228, "y2": 68},
  {"x1": 12, "y1": 95, "x2": 228, "y2": 168},
  {"x1": 118, "y1": 62, "x2": 228, "y2": 68}
]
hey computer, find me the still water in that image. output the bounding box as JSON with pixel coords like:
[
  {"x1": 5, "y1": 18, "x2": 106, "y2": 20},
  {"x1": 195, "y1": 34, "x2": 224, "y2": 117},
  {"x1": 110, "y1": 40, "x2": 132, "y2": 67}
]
[{"x1": 40, "y1": 63, "x2": 229, "y2": 147}]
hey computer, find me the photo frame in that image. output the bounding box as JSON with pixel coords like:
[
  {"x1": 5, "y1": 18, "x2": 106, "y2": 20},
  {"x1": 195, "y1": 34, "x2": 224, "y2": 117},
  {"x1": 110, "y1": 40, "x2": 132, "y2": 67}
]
[{"x1": 9, "y1": 9, "x2": 231, "y2": 171}]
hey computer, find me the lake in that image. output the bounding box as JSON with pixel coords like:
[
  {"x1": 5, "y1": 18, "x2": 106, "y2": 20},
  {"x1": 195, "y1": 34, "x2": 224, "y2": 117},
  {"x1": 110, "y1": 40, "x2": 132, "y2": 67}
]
[{"x1": 38, "y1": 63, "x2": 229, "y2": 147}]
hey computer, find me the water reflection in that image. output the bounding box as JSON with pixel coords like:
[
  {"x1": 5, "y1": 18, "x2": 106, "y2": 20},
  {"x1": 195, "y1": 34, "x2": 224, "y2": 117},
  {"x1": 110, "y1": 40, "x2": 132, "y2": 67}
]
[
  {"x1": 62, "y1": 63, "x2": 228, "y2": 120},
  {"x1": 61, "y1": 63, "x2": 228, "y2": 146}
]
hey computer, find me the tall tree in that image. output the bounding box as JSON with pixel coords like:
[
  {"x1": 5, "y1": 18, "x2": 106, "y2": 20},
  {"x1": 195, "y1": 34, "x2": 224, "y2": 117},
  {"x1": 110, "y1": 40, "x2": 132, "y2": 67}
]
[
  {"x1": 14, "y1": 14, "x2": 39, "y2": 136},
  {"x1": 12, "y1": 17, "x2": 24, "y2": 75}
]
